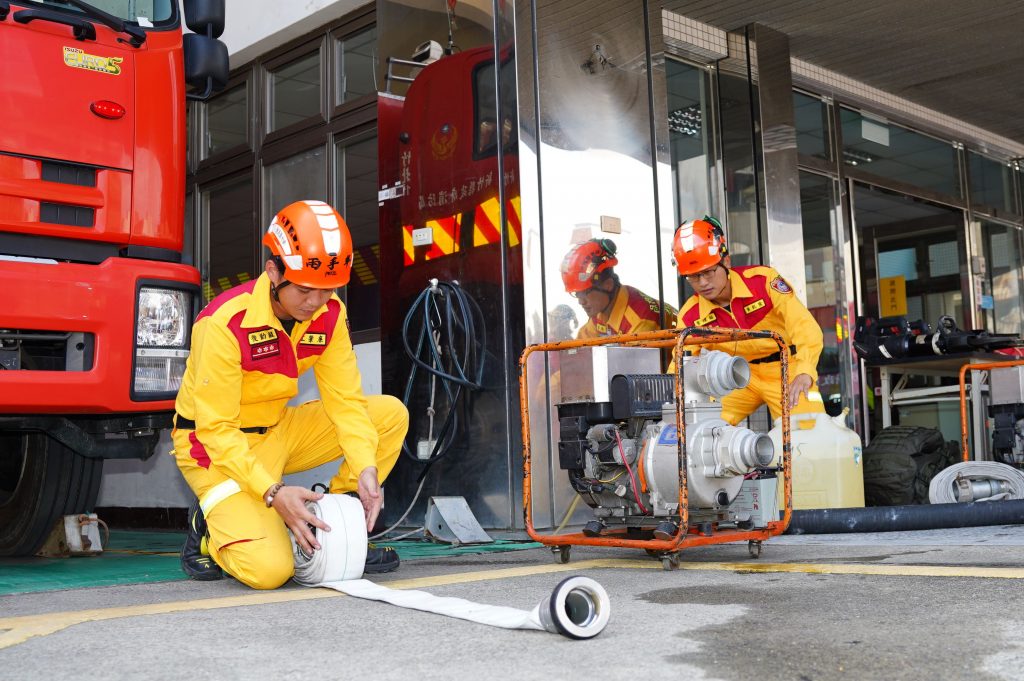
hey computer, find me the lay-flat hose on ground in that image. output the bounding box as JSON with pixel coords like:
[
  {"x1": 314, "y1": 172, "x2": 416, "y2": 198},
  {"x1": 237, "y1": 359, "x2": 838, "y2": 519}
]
[
  {"x1": 928, "y1": 462, "x2": 1024, "y2": 504},
  {"x1": 291, "y1": 495, "x2": 611, "y2": 639}
]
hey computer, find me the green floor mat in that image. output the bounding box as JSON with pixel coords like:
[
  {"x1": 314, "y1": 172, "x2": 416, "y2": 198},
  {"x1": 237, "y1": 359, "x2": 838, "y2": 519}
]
[{"x1": 0, "y1": 532, "x2": 541, "y2": 596}]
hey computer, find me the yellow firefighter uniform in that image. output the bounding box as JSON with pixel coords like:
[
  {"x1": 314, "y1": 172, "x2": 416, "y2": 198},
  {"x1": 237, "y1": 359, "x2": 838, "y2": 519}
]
[
  {"x1": 171, "y1": 273, "x2": 408, "y2": 589},
  {"x1": 577, "y1": 284, "x2": 676, "y2": 339},
  {"x1": 677, "y1": 265, "x2": 825, "y2": 425}
]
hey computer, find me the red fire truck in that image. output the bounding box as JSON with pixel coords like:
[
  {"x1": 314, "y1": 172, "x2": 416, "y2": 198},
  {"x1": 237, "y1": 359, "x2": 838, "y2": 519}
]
[
  {"x1": 378, "y1": 42, "x2": 521, "y2": 306},
  {"x1": 0, "y1": 0, "x2": 227, "y2": 555}
]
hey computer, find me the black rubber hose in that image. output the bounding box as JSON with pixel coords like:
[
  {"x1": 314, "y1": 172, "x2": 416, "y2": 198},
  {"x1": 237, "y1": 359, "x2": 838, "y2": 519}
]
[{"x1": 786, "y1": 500, "x2": 1024, "y2": 535}]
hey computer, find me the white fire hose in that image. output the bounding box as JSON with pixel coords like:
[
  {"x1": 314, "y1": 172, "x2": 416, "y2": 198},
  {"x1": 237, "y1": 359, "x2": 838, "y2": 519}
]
[
  {"x1": 929, "y1": 462, "x2": 1024, "y2": 504},
  {"x1": 291, "y1": 495, "x2": 611, "y2": 639}
]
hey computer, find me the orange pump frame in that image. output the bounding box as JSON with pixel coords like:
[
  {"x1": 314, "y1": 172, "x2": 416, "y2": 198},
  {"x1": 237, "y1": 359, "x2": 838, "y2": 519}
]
[
  {"x1": 519, "y1": 326, "x2": 793, "y2": 554},
  {"x1": 958, "y1": 358, "x2": 1024, "y2": 462}
]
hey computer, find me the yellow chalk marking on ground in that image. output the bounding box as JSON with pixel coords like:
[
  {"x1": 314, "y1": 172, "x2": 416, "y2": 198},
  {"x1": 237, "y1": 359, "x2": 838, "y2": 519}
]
[{"x1": 2, "y1": 558, "x2": 1022, "y2": 650}]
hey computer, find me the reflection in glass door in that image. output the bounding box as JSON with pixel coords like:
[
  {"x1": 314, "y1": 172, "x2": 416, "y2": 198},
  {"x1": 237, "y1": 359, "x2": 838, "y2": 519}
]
[
  {"x1": 200, "y1": 175, "x2": 256, "y2": 303},
  {"x1": 799, "y1": 172, "x2": 854, "y2": 419},
  {"x1": 979, "y1": 218, "x2": 1024, "y2": 336},
  {"x1": 854, "y1": 184, "x2": 967, "y2": 328}
]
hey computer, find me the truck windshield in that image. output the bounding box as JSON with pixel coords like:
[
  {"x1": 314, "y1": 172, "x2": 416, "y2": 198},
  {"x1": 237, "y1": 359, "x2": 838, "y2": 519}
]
[{"x1": 18, "y1": 0, "x2": 176, "y2": 26}]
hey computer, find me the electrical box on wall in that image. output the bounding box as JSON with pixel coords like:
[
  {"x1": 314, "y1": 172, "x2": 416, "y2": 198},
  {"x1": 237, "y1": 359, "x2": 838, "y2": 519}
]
[{"x1": 411, "y1": 227, "x2": 433, "y2": 247}]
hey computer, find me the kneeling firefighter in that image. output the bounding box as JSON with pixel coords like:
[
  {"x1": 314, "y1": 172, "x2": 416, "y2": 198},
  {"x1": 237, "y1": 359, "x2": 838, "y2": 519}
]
[
  {"x1": 172, "y1": 200, "x2": 408, "y2": 588},
  {"x1": 672, "y1": 216, "x2": 825, "y2": 424}
]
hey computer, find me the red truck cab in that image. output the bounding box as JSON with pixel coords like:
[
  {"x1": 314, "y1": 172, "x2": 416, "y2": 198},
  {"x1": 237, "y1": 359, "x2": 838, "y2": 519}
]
[{"x1": 0, "y1": 0, "x2": 227, "y2": 555}]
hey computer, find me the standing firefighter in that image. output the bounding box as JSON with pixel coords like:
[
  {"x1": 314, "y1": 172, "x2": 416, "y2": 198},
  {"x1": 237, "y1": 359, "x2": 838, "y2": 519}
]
[
  {"x1": 560, "y1": 238, "x2": 675, "y2": 339},
  {"x1": 672, "y1": 216, "x2": 825, "y2": 424},
  {"x1": 173, "y1": 200, "x2": 408, "y2": 588}
]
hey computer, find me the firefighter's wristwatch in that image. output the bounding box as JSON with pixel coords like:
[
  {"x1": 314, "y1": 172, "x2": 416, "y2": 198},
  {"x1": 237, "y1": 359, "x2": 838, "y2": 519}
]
[{"x1": 265, "y1": 482, "x2": 284, "y2": 507}]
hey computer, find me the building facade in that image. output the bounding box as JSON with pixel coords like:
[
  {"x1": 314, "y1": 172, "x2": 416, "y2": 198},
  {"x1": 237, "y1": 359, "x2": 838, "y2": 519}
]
[{"x1": 101, "y1": 0, "x2": 1024, "y2": 527}]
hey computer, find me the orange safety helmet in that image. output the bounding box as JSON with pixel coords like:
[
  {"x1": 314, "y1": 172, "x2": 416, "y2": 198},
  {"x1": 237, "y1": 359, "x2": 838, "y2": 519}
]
[
  {"x1": 263, "y1": 200, "x2": 354, "y2": 288},
  {"x1": 672, "y1": 216, "x2": 728, "y2": 276},
  {"x1": 560, "y1": 239, "x2": 618, "y2": 293}
]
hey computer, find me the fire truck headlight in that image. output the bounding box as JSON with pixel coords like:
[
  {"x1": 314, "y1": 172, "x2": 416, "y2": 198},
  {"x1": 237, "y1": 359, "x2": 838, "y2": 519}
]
[{"x1": 134, "y1": 286, "x2": 191, "y2": 397}]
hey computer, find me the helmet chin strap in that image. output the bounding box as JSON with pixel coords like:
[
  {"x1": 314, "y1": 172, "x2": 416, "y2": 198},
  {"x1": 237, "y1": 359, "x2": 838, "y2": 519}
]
[{"x1": 269, "y1": 256, "x2": 292, "y2": 302}]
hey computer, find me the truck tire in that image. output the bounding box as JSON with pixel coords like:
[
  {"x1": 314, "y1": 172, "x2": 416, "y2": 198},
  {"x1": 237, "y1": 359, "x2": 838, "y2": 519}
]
[{"x1": 0, "y1": 432, "x2": 104, "y2": 556}]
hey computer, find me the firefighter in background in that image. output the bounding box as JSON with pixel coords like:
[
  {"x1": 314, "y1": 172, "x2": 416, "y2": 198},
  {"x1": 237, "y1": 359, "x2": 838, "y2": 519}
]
[
  {"x1": 673, "y1": 216, "x2": 825, "y2": 424},
  {"x1": 173, "y1": 200, "x2": 408, "y2": 588},
  {"x1": 560, "y1": 238, "x2": 675, "y2": 339}
]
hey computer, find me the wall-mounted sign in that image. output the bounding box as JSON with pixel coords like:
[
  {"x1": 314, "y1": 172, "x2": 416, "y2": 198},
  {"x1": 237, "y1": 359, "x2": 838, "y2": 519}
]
[{"x1": 879, "y1": 275, "x2": 907, "y2": 317}]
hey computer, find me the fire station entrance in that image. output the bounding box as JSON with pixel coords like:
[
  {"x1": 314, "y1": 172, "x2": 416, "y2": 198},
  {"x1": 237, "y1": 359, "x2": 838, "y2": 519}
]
[{"x1": 850, "y1": 182, "x2": 969, "y2": 440}]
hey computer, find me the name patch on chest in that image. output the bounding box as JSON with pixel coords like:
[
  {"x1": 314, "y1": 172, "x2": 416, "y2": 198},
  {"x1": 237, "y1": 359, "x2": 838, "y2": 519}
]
[
  {"x1": 743, "y1": 299, "x2": 767, "y2": 314},
  {"x1": 247, "y1": 329, "x2": 278, "y2": 345},
  {"x1": 300, "y1": 333, "x2": 327, "y2": 346},
  {"x1": 694, "y1": 313, "x2": 716, "y2": 327}
]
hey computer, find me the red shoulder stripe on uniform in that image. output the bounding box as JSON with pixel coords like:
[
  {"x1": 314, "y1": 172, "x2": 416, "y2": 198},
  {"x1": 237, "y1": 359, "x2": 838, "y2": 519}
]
[
  {"x1": 226, "y1": 310, "x2": 298, "y2": 378},
  {"x1": 196, "y1": 280, "x2": 258, "y2": 322},
  {"x1": 625, "y1": 287, "x2": 662, "y2": 322},
  {"x1": 679, "y1": 296, "x2": 704, "y2": 326},
  {"x1": 733, "y1": 268, "x2": 772, "y2": 327}
]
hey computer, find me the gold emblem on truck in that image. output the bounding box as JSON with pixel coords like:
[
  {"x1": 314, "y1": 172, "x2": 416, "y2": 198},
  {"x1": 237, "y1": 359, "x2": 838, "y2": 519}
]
[{"x1": 63, "y1": 46, "x2": 123, "y2": 75}]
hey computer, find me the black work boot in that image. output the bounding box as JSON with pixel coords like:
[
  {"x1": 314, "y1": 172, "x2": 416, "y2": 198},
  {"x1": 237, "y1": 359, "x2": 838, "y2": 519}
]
[
  {"x1": 364, "y1": 544, "x2": 400, "y2": 574},
  {"x1": 181, "y1": 498, "x2": 223, "y2": 581}
]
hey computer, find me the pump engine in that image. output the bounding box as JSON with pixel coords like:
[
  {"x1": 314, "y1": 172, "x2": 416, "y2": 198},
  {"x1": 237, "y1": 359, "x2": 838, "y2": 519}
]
[
  {"x1": 989, "y1": 365, "x2": 1024, "y2": 468},
  {"x1": 556, "y1": 347, "x2": 776, "y2": 537}
]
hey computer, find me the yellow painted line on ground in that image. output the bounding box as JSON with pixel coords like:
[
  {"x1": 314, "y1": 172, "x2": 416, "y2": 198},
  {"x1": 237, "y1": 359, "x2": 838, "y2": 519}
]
[{"x1": 2, "y1": 558, "x2": 1022, "y2": 650}]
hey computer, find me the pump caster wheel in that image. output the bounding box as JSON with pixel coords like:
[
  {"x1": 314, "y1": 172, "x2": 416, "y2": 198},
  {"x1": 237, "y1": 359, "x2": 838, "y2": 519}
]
[
  {"x1": 748, "y1": 540, "x2": 763, "y2": 559},
  {"x1": 661, "y1": 553, "x2": 680, "y2": 571},
  {"x1": 552, "y1": 545, "x2": 571, "y2": 564}
]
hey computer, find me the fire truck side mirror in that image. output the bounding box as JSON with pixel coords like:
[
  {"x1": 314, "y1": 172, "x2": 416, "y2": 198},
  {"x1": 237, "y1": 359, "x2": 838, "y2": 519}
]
[
  {"x1": 183, "y1": 0, "x2": 225, "y2": 40},
  {"x1": 183, "y1": 33, "x2": 229, "y2": 101}
]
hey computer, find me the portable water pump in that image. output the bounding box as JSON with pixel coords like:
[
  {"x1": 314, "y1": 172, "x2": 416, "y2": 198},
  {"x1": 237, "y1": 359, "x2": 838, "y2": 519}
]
[{"x1": 554, "y1": 346, "x2": 776, "y2": 540}]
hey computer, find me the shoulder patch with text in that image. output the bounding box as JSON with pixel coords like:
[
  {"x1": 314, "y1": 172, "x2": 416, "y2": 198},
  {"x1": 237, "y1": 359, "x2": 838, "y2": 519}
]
[
  {"x1": 694, "y1": 312, "x2": 716, "y2": 327},
  {"x1": 743, "y1": 299, "x2": 767, "y2": 314},
  {"x1": 770, "y1": 276, "x2": 793, "y2": 294}
]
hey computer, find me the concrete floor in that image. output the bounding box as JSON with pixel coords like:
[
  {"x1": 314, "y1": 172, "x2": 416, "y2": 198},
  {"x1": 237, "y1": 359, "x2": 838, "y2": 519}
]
[{"x1": 2, "y1": 525, "x2": 1024, "y2": 681}]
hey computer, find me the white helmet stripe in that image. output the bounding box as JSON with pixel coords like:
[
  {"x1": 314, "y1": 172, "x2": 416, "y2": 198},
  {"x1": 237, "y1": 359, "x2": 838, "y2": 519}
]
[{"x1": 268, "y1": 220, "x2": 293, "y2": 256}]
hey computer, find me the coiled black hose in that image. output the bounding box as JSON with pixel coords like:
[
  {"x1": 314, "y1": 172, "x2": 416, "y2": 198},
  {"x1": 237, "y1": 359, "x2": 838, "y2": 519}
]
[{"x1": 399, "y1": 279, "x2": 486, "y2": 478}]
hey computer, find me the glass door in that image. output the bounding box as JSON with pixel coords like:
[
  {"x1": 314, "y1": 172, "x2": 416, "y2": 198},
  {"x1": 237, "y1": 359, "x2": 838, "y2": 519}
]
[
  {"x1": 854, "y1": 183, "x2": 968, "y2": 328},
  {"x1": 851, "y1": 181, "x2": 969, "y2": 440}
]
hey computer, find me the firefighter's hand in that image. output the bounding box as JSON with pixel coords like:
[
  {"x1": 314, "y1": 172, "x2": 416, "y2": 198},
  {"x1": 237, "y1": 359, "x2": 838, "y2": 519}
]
[
  {"x1": 788, "y1": 373, "x2": 814, "y2": 409},
  {"x1": 271, "y1": 485, "x2": 329, "y2": 555},
  {"x1": 357, "y1": 467, "x2": 383, "y2": 532}
]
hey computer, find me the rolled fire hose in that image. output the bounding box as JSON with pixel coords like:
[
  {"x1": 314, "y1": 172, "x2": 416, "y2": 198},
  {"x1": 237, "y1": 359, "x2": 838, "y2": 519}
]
[
  {"x1": 928, "y1": 462, "x2": 1024, "y2": 504},
  {"x1": 291, "y1": 495, "x2": 611, "y2": 639}
]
